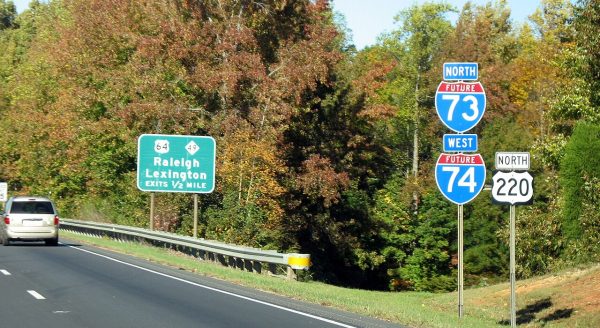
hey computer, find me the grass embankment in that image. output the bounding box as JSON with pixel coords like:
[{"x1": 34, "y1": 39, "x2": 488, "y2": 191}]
[{"x1": 61, "y1": 231, "x2": 600, "y2": 328}]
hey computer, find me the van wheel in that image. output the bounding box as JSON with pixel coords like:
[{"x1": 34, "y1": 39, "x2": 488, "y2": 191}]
[
  {"x1": 45, "y1": 237, "x2": 58, "y2": 246},
  {"x1": 2, "y1": 237, "x2": 10, "y2": 246}
]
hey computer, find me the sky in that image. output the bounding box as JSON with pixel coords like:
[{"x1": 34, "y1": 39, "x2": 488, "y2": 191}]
[
  {"x1": 332, "y1": 0, "x2": 541, "y2": 49},
  {"x1": 12, "y1": 0, "x2": 541, "y2": 50},
  {"x1": 13, "y1": 0, "x2": 33, "y2": 13}
]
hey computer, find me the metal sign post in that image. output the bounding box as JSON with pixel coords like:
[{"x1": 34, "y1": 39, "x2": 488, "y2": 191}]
[
  {"x1": 510, "y1": 205, "x2": 517, "y2": 327},
  {"x1": 193, "y1": 193, "x2": 199, "y2": 238},
  {"x1": 458, "y1": 204, "x2": 464, "y2": 318},
  {"x1": 150, "y1": 192, "x2": 155, "y2": 230}
]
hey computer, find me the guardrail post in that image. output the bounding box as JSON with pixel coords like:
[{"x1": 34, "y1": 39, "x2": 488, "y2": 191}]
[
  {"x1": 217, "y1": 254, "x2": 227, "y2": 266},
  {"x1": 284, "y1": 253, "x2": 310, "y2": 281},
  {"x1": 268, "y1": 263, "x2": 277, "y2": 276},
  {"x1": 252, "y1": 261, "x2": 262, "y2": 274},
  {"x1": 286, "y1": 267, "x2": 297, "y2": 280},
  {"x1": 243, "y1": 259, "x2": 253, "y2": 272}
]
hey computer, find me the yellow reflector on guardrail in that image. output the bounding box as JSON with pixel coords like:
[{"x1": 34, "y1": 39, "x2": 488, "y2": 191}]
[{"x1": 286, "y1": 253, "x2": 311, "y2": 270}]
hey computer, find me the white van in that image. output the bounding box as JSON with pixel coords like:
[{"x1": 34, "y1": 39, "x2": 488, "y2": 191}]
[{"x1": 1, "y1": 196, "x2": 59, "y2": 246}]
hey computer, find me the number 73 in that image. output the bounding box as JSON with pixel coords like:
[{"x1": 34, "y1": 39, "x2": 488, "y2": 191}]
[
  {"x1": 442, "y1": 94, "x2": 479, "y2": 122},
  {"x1": 442, "y1": 166, "x2": 476, "y2": 192}
]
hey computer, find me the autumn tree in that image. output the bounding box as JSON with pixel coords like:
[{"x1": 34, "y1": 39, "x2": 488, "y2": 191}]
[
  {"x1": 355, "y1": 2, "x2": 457, "y2": 290},
  {"x1": 546, "y1": 0, "x2": 600, "y2": 246},
  {"x1": 437, "y1": 0, "x2": 517, "y2": 124},
  {"x1": 0, "y1": 0, "x2": 16, "y2": 29},
  {"x1": 279, "y1": 62, "x2": 395, "y2": 287},
  {"x1": 575, "y1": 0, "x2": 600, "y2": 108},
  {"x1": 385, "y1": 2, "x2": 455, "y2": 214}
]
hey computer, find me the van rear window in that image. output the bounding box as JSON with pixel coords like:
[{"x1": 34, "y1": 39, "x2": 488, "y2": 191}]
[{"x1": 10, "y1": 201, "x2": 54, "y2": 214}]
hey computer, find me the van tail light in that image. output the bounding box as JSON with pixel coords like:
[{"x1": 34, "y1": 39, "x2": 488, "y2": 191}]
[
  {"x1": 54, "y1": 216, "x2": 59, "y2": 226},
  {"x1": 4, "y1": 216, "x2": 9, "y2": 225}
]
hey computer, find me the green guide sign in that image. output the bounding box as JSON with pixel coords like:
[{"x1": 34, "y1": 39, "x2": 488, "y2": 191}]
[{"x1": 137, "y1": 134, "x2": 215, "y2": 193}]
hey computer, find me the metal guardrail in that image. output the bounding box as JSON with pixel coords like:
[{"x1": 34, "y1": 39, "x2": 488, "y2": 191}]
[{"x1": 60, "y1": 219, "x2": 310, "y2": 280}]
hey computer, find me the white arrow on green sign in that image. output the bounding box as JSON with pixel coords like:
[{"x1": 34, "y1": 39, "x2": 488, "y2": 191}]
[{"x1": 137, "y1": 134, "x2": 216, "y2": 193}]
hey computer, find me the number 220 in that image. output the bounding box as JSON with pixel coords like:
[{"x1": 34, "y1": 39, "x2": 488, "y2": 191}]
[{"x1": 495, "y1": 177, "x2": 529, "y2": 196}]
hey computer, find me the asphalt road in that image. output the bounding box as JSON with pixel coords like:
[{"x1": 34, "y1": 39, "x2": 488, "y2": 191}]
[{"x1": 0, "y1": 239, "x2": 405, "y2": 328}]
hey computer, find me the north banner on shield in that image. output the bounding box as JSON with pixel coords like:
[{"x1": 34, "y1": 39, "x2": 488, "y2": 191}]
[
  {"x1": 435, "y1": 153, "x2": 486, "y2": 205},
  {"x1": 435, "y1": 81, "x2": 486, "y2": 133}
]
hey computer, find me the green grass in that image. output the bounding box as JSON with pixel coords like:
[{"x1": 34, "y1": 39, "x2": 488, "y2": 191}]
[{"x1": 61, "y1": 231, "x2": 599, "y2": 328}]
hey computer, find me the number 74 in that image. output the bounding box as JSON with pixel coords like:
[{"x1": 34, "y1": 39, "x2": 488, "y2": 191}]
[{"x1": 442, "y1": 166, "x2": 476, "y2": 192}]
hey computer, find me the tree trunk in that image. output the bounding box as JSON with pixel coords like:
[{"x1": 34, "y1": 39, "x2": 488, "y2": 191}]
[{"x1": 412, "y1": 73, "x2": 420, "y2": 215}]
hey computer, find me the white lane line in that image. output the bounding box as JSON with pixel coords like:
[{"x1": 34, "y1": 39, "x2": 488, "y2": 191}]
[
  {"x1": 66, "y1": 244, "x2": 356, "y2": 328},
  {"x1": 27, "y1": 290, "x2": 46, "y2": 300},
  {"x1": 0, "y1": 269, "x2": 11, "y2": 276}
]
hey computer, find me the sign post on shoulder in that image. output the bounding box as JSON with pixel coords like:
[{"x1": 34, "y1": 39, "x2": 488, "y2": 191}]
[
  {"x1": 137, "y1": 134, "x2": 216, "y2": 236},
  {"x1": 434, "y1": 62, "x2": 484, "y2": 319},
  {"x1": 492, "y1": 152, "x2": 533, "y2": 328},
  {"x1": 435, "y1": 152, "x2": 486, "y2": 319}
]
